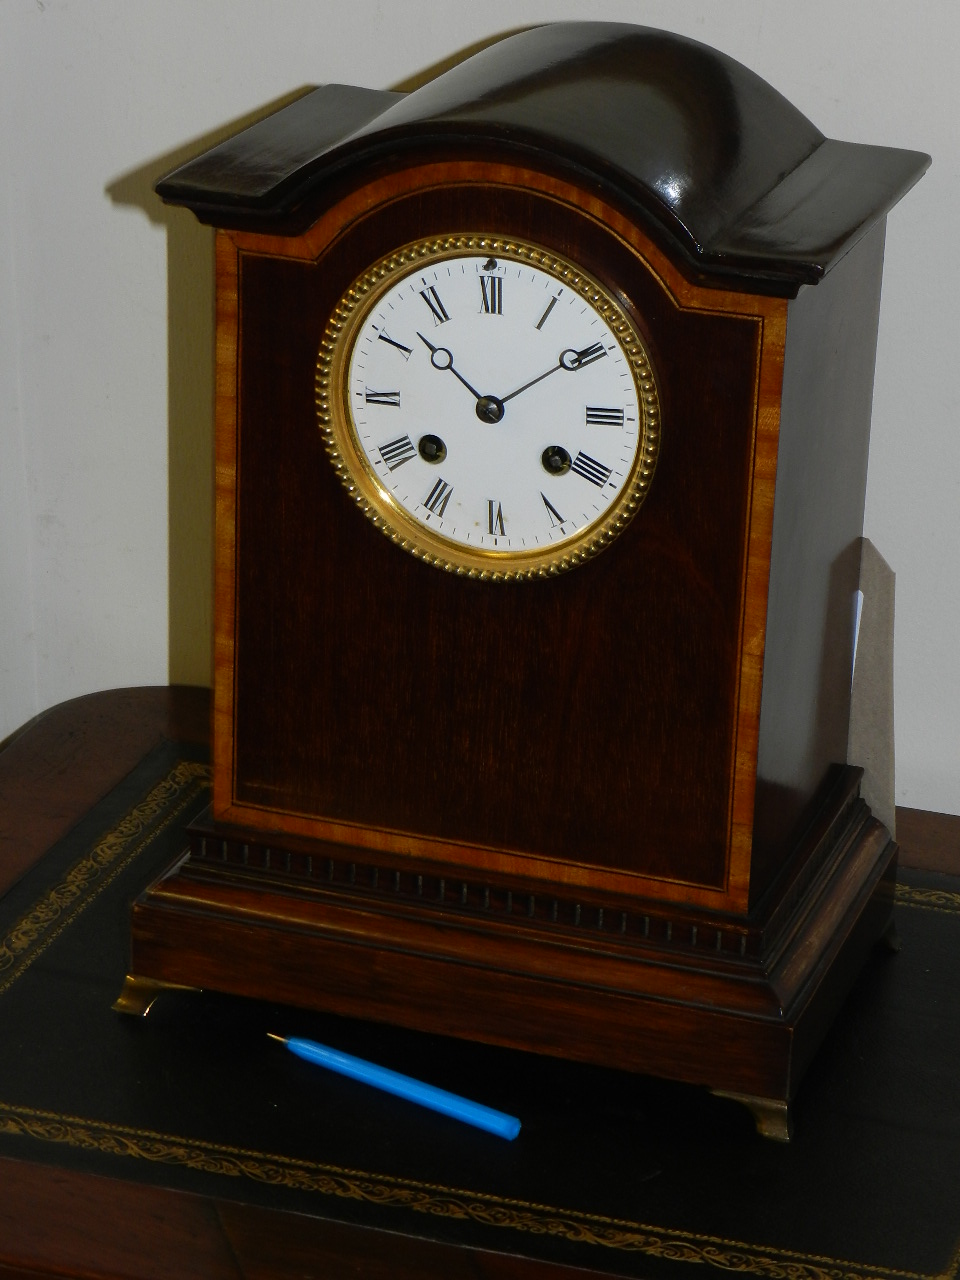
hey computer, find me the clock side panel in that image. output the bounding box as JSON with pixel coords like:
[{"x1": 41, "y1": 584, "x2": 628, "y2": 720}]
[
  {"x1": 751, "y1": 220, "x2": 888, "y2": 906},
  {"x1": 219, "y1": 185, "x2": 766, "y2": 902}
]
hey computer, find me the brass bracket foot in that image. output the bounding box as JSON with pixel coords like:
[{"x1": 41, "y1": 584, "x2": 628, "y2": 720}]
[
  {"x1": 712, "y1": 1090, "x2": 793, "y2": 1142},
  {"x1": 113, "y1": 974, "x2": 198, "y2": 1017}
]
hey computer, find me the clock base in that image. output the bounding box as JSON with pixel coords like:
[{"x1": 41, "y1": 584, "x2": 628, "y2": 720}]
[{"x1": 116, "y1": 768, "x2": 896, "y2": 1138}]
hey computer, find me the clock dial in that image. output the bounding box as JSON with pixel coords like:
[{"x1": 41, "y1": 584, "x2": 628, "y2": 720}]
[{"x1": 317, "y1": 236, "x2": 661, "y2": 578}]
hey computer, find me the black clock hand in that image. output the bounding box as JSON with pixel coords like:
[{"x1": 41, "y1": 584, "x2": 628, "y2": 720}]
[
  {"x1": 417, "y1": 332, "x2": 484, "y2": 401},
  {"x1": 499, "y1": 362, "x2": 563, "y2": 405},
  {"x1": 499, "y1": 342, "x2": 608, "y2": 405}
]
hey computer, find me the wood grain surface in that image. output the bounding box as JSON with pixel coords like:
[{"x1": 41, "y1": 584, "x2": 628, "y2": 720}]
[
  {"x1": 0, "y1": 1152, "x2": 601, "y2": 1280},
  {"x1": 213, "y1": 159, "x2": 789, "y2": 913}
]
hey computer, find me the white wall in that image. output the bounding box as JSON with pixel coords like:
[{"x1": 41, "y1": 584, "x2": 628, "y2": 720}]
[{"x1": 1, "y1": 1, "x2": 956, "y2": 814}]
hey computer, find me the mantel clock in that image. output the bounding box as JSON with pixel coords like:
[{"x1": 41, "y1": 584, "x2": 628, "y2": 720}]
[{"x1": 116, "y1": 24, "x2": 929, "y2": 1139}]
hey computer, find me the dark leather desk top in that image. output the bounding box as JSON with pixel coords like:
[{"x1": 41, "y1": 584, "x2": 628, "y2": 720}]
[{"x1": 0, "y1": 687, "x2": 957, "y2": 1280}]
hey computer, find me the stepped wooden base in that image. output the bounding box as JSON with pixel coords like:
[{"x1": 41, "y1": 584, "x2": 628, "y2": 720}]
[{"x1": 117, "y1": 772, "x2": 897, "y2": 1139}]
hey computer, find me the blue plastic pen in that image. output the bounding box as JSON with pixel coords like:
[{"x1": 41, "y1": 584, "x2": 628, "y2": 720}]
[{"x1": 269, "y1": 1034, "x2": 521, "y2": 1140}]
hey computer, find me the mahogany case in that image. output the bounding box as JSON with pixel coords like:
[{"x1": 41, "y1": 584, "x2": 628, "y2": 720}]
[{"x1": 120, "y1": 24, "x2": 929, "y2": 1136}]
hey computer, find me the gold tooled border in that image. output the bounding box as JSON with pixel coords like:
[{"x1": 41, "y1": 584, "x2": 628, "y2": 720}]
[
  {"x1": 0, "y1": 1101, "x2": 954, "y2": 1280},
  {"x1": 0, "y1": 761, "x2": 210, "y2": 994},
  {"x1": 895, "y1": 882, "x2": 960, "y2": 915}
]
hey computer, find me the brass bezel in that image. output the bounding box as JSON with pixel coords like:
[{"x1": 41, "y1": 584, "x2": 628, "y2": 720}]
[{"x1": 316, "y1": 234, "x2": 661, "y2": 580}]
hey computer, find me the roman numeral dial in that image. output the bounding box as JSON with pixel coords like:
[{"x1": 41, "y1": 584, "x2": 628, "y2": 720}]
[
  {"x1": 585, "y1": 406, "x2": 624, "y2": 426},
  {"x1": 571, "y1": 451, "x2": 613, "y2": 488},
  {"x1": 319, "y1": 236, "x2": 661, "y2": 578},
  {"x1": 377, "y1": 435, "x2": 416, "y2": 471},
  {"x1": 376, "y1": 331, "x2": 412, "y2": 358},
  {"x1": 423, "y1": 478, "x2": 453, "y2": 517},
  {"x1": 480, "y1": 275, "x2": 503, "y2": 314},
  {"x1": 365, "y1": 389, "x2": 401, "y2": 407},
  {"x1": 420, "y1": 285, "x2": 450, "y2": 325}
]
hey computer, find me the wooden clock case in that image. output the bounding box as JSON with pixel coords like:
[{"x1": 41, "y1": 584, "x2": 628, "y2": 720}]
[{"x1": 118, "y1": 25, "x2": 929, "y2": 1138}]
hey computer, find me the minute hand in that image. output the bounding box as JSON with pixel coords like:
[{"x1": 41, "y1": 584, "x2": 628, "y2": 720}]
[{"x1": 499, "y1": 342, "x2": 607, "y2": 405}]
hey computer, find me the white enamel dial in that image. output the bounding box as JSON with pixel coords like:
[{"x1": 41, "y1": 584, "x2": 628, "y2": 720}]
[{"x1": 318, "y1": 237, "x2": 660, "y2": 578}]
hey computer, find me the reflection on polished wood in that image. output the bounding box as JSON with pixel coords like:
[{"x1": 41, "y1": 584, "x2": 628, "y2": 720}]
[
  {"x1": 0, "y1": 685, "x2": 210, "y2": 897},
  {"x1": 897, "y1": 807, "x2": 960, "y2": 873}
]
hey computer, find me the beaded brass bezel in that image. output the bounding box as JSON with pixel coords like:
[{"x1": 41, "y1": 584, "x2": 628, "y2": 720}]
[{"x1": 315, "y1": 234, "x2": 661, "y2": 580}]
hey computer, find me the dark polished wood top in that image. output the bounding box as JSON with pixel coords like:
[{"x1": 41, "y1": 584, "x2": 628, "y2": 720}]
[{"x1": 156, "y1": 23, "x2": 929, "y2": 292}]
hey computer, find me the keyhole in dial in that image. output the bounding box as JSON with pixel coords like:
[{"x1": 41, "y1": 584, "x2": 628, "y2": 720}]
[
  {"x1": 419, "y1": 434, "x2": 447, "y2": 463},
  {"x1": 541, "y1": 445, "x2": 571, "y2": 475}
]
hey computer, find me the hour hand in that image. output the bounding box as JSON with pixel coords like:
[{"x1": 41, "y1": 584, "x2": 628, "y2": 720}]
[{"x1": 417, "y1": 332, "x2": 483, "y2": 401}]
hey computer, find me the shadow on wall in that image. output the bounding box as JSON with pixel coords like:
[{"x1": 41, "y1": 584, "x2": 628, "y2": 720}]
[
  {"x1": 100, "y1": 31, "x2": 525, "y2": 688},
  {"x1": 105, "y1": 88, "x2": 318, "y2": 688}
]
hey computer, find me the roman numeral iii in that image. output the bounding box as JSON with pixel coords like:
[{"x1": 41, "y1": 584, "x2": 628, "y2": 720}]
[{"x1": 585, "y1": 406, "x2": 624, "y2": 426}]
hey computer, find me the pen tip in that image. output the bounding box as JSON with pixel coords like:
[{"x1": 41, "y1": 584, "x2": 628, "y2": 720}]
[{"x1": 267, "y1": 1033, "x2": 288, "y2": 1044}]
